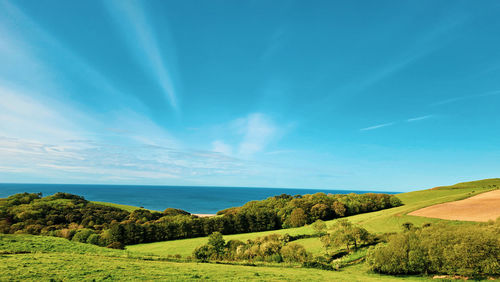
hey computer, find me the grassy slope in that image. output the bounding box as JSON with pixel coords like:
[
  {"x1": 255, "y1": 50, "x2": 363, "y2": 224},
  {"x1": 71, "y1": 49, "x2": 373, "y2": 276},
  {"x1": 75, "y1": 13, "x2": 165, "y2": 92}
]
[
  {"x1": 0, "y1": 234, "x2": 427, "y2": 281},
  {"x1": 91, "y1": 201, "x2": 150, "y2": 212},
  {"x1": 128, "y1": 178, "x2": 500, "y2": 257}
]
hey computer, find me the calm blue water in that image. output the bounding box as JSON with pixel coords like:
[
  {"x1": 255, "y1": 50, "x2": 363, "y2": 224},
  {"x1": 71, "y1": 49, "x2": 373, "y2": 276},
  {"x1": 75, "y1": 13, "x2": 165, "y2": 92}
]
[{"x1": 0, "y1": 183, "x2": 399, "y2": 214}]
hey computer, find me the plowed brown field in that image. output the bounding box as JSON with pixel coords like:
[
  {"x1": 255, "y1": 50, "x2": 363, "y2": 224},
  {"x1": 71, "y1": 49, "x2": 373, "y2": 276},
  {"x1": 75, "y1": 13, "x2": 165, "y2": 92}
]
[{"x1": 408, "y1": 189, "x2": 500, "y2": 222}]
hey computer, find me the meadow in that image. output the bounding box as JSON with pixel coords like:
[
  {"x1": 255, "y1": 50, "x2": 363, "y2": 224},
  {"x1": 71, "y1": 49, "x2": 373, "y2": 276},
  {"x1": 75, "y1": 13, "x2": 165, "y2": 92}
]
[
  {"x1": 0, "y1": 234, "x2": 428, "y2": 281},
  {"x1": 1, "y1": 178, "x2": 499, "y2": 281}
]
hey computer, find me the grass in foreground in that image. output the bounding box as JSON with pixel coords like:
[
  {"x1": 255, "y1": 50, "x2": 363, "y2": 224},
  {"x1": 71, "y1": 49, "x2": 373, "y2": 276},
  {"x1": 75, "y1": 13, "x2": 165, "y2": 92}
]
[{"x1": 0, "y1": 234, "x2": 432, "y2": 281}]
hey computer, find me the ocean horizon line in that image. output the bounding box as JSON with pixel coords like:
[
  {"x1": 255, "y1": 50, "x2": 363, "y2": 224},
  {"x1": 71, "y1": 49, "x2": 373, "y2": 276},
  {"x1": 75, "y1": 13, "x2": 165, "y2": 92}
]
[{"x1": 0, "y1": 182, "x2": 402, "y2": 193}]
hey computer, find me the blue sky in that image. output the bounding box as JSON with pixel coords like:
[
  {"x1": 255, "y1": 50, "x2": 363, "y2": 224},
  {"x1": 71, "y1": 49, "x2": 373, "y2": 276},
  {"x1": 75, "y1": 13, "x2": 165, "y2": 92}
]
[{"x1": 1, "y1": 0, "x2": 499, "y2": 191}]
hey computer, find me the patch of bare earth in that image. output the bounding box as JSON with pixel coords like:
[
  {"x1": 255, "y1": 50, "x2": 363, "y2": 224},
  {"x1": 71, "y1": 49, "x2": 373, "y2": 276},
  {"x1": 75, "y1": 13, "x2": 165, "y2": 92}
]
[{"x1": 409, "y1": 189, "x2": 500, "y2": 222}]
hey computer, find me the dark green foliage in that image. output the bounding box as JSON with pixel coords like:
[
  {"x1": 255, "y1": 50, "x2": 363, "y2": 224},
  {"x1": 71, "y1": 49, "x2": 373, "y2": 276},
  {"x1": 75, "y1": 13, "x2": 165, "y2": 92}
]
[
  {"x1": 207, "y1": 232, "x2": 225, "y2": 254},
  {"x1": 401, "y1": 222, "x2": 414, "y2": 231},
  {"x1": 302, "y1": 260, "x2": 335, "y2": 271},
  {"x1": 106, "y1": 241, "x2": 125, "y2": 249},
  {"x1": 367, "y1": 223, "x2": 500, "y2": 277},
  {"x1": 86, "y1": 233, "x2": 100, "y2": 245},
  {"x1": 163, "y1": 208, "x2": 191, "y2": 217},
  {"x1": 0, "y1": 193, "x2": 129, "y2": 236},
  {"x1": 72, "y1": 229, "x2": 95, "y2": 243},
  {"x1": 193, "y1": 244, "x2": 217, "y2": 262}
]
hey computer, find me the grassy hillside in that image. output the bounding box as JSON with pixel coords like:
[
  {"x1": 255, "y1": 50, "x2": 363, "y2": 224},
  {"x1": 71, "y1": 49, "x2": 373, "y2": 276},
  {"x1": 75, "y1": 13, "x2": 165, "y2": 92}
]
[
  {"x1": 90, "y1": 201, "x2": 148, "y2": 212},
  {"x1": 0, "y1": 234, "x2": 124, "y2": 256},
  {"x1": 2, "y1": 179, "x2": 498, "y2": 281},
  {"x1": 128, "y1": 179, "x2": 499, "y2": 257},
  {"x1": 0, "y1": 234, "x2": 428, "y2": 281}
]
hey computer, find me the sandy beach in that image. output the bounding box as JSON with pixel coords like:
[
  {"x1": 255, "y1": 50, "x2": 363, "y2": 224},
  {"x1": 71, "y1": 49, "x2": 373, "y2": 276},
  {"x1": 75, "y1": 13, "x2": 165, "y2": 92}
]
[{"x1": 193, "y1": 214, "x2": 216, "y2": 218}]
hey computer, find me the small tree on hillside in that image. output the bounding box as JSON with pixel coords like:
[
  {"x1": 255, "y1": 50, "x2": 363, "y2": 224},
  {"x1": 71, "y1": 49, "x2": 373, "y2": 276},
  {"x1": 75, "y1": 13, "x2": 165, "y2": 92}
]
[
  {"x1": 312, "y1": 219, "x2": 327, "y2": 235},
  {"x1": 321, "y1": 219, "x2": 371, "y2": 252},
  {"x1": 208, "y1": 232, "x2": 225, "y2": 254}
]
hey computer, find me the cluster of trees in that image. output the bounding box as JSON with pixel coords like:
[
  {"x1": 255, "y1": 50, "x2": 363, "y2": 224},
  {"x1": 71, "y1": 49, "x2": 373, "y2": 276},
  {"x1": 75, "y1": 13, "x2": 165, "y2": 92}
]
[
  {"x1": 218, "y1": 192, "x2": 402, "y2": 228},
  {"x1": 366, "y1": 222, "x2": 500, "y2": 277},
  {"x1": 193, "y1": 232, "x2": 311, "y2": 264},
  {"x1": 0, "y1": 191, "x2": 402, "y2": 248},
  {"x1": 193, "y1": 219, "x2": 377, "y2": 270},
  {"x1": 0, "y1": 192, "x2": 129, "y2": 236}
]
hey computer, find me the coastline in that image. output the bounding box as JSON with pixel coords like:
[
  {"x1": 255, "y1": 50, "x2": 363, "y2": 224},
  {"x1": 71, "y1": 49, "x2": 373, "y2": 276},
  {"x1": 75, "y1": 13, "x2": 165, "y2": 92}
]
[{"x1": 193, "y1": 214, "x2": 216, "y2": 217}]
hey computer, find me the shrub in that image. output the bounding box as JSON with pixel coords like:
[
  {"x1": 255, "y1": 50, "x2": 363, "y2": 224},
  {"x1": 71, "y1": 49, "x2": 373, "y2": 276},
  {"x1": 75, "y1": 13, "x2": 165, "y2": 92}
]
[
  {"x1": 106, "y1": 241, "x2": 125, "y2": 249},
  {"x1": 86, "y1": 233, "x2": 100, "y2": 245},
  {"x1": 72, "y1": 229, "x2": 95, "y2": 243},
  {"x1": 281, "y1": 243, "x2": 309, "y2": 263},
  {"x1": 367, "y1": 224, "x2": 500, "y2": 277},
  {"x1": 207, "y1": 232, "x2": 225, "y2": 254},
  {"x1": 193, "y1": 244, "x2": 216, "y2": 262}
]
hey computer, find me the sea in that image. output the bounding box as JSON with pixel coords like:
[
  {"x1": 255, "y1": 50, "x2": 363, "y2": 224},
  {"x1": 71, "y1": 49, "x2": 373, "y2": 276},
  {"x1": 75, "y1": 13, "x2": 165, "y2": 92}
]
[{"x1": 0, "y1": 183, "x2": 399, "y2": 214}]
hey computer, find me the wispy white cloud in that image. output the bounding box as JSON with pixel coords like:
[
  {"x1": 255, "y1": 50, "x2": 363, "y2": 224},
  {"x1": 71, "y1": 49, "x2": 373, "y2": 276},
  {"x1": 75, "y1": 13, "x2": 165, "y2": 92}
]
[
  {"x1": 407, "y1": 115, "x2": 434, "y2": 122},
  {"x1": 360, "y1": 122, "x2": 395, "y2": 131},
  {"x1": 361, "y1": 113, "x2": 436, "y2": 131},
  {"x1": 0, "y1": 86, "x2": 88, "y2": 143},
  {"x1": 0, "y1": 134, "x2": 256, "y2": 184},
  {"x1": 208, "y1": 113, "x2": 286, "y2": 158},
  {"x1": 0, "y1": 1, "x2": 143, "y2": 114},
  {"x1": 105, "y1": 0, "x2": 179, "y2": 112},
  {"x1": 212, "y1": 140, "x2": 233, "y2": 156},
  {"x1": 431, "y1": 90, "x2": 500, "y2": 106},
  {"x1": 236, "y1": 113, "x2": 278, "y2": 157}
]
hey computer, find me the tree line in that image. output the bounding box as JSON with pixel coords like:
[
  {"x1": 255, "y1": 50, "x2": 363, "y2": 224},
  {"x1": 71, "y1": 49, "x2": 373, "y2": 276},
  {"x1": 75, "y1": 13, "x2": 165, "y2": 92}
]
[{"x1": 0, "y1": 191, "x2": 402, "y2": 248}]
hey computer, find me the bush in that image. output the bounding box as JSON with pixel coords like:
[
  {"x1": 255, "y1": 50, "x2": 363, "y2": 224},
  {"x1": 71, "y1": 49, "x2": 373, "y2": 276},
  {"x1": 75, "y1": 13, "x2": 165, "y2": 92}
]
[
  {"x1": 281, "y1": 243, "x2": 309, "y2": 263},
  {"x1": 208, "y1": 232, "x2": 225, "y2": 254},
  {"x1": 367, "y1": 224, "x2": 500, "y2": 277},
  {"x1": 86, "y1": 233, "x2": 100, "y2": 245},
  {"x1": 106, "y1": 241, "x2": 125, "y2": 249},
  {"x1": 193, "y1": 244, "x2": 217, "y2": 262},
  {"x1": 71, "y1": 229, "x2": 95, "y2": 243}
]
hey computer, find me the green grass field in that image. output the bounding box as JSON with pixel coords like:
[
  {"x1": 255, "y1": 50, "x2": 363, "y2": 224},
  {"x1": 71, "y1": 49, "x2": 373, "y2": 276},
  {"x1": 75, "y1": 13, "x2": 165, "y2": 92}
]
[
  {"x1": 0, "y1": 234, "x2": 429, "y2": 281},
  {"x1": 2, "y1": 178, "x2": 499, "y2": 281},
  {"x1": 91, "y1": 201, "x2": 159, "y2": 212}
]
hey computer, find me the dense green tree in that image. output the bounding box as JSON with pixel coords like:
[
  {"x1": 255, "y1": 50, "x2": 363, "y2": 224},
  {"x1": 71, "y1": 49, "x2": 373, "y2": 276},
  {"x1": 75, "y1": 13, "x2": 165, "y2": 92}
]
[
  {"x1": 287, "y1": 208, "x2": 307, "y2": 227},
  {"x1": 207, "y1": 232, "x2": 225, "y2": 255}
]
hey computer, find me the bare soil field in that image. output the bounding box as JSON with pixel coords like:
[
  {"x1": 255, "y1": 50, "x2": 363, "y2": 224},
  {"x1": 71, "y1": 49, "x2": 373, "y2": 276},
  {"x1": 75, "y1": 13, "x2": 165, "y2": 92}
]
[{"x1": 408, "y1": 189, "x2": 500, "y2": 222}]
